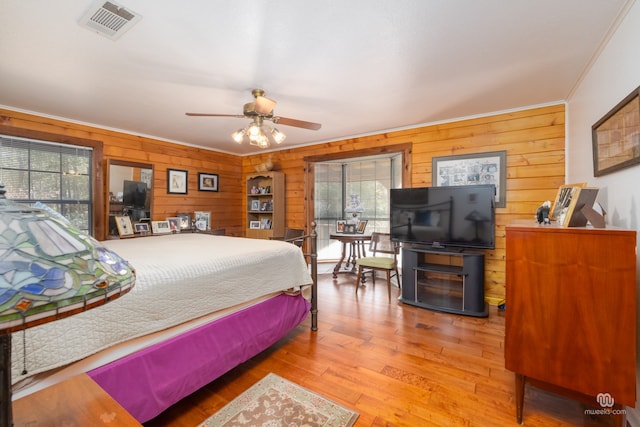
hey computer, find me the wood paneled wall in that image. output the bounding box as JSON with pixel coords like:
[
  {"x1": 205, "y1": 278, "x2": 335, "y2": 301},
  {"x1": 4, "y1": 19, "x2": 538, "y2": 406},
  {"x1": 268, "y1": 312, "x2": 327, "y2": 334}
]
[
  {"x1": 1, "y1": 104, "x2": 564, "y2": 301},
  {"x1": 243, "y1": 104, "x2": 566, "y2": 302},
  {"x1": 0, "y1": 109, "x2": 244, "y2": 239}
]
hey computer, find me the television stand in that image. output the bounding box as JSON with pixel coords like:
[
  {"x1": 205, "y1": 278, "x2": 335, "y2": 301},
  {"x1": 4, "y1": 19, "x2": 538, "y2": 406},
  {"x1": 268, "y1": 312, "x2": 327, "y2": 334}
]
[{"x1": 400, "y1": 246, "x2": 488, "y2": 317}]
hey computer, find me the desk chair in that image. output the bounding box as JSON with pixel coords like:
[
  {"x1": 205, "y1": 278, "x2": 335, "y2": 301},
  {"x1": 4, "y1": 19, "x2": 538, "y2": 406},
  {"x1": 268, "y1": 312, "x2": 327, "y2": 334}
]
[{"x1": 355, "y1": 232, "x2": 400, "y2": 300}]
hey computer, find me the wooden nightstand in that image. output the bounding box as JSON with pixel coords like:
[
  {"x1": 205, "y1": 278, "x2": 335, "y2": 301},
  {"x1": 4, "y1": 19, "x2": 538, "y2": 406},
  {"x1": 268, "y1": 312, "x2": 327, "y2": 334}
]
[{"x1": 13, "y1": 373, "x2": 141, "y2": 426}]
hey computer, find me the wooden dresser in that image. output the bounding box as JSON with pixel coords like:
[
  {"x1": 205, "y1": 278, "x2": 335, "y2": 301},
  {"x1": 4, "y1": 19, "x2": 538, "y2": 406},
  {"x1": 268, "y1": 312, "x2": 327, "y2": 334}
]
[{"x1": 505, "y1": 222, "x2": 636, "y2": 425}]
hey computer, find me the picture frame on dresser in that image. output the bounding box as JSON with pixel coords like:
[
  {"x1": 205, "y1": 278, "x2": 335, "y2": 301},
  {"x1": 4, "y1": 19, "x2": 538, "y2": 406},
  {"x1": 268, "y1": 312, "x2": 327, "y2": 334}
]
[
  {"x1": 115, "y1": 216, "x2": 134, "y2": 237},
  {"x1": 176, "y1": 213, "x2": 191, "y2": 230},
  {"x1": 563, "y1": 187, "x2": 599, "y2": 227},
  {"x1": 134, "y1": 222, "x2": 150, "y2": 234},
  {"x1": 166, "y1": 217, "x2": 181, "y2": 232},
  {"x1": 151, "y1": 220, "x2": 172, "y2": 234},
  {"x1": 194, "y1": 211, "x2": 211, "y2": 230},
  {"x1": 549, "y1": 183, "x2": 586, "y2": 222}
]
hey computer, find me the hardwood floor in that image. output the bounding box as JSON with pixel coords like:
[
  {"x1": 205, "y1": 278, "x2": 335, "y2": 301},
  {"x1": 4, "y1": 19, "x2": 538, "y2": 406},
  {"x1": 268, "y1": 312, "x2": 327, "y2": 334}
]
[{"x1": 144, "y1": 267, "x2": 616, "y2": 426}]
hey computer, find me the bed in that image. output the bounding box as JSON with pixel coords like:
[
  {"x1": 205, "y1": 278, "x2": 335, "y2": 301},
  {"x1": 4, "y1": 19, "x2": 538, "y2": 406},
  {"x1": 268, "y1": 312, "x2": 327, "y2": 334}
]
[{"x1": 11, "y1": 231, "x2": 318, "y2": 423}]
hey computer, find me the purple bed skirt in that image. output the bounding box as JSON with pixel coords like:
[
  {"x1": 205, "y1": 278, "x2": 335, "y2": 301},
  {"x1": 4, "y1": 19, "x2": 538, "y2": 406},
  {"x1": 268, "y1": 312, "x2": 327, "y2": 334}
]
[{"x1": 88, "y1": 293, "x2": 311, "y2": 423}]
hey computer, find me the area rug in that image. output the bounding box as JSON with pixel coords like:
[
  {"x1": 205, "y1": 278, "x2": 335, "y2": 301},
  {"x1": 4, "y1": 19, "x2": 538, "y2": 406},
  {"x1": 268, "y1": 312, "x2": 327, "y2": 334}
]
[{"x1": 198, "y1": 373, "x2": 359, "y2": 427}]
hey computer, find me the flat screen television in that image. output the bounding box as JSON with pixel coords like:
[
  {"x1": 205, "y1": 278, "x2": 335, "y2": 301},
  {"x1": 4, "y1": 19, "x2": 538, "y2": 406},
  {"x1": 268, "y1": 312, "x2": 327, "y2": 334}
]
[
  {"x1": 122, "y1": 180, "x2": 147, "y2": 208},
  {"x1": 390, "y1": 184, "x2": 495, "y2": 249}
]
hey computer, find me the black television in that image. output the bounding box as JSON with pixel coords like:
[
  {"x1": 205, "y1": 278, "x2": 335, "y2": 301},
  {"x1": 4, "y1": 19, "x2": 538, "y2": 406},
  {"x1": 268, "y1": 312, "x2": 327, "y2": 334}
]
[
  {"x1": 390, "y1": 184, "x2": 495, "y2": 249},
  {"x1": 122, "y1": 180, "x2": 147, "y2": 208}
]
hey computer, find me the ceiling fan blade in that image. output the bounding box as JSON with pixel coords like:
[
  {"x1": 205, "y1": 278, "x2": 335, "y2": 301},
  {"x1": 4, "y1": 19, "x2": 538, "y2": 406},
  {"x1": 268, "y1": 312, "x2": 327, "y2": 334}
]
[
  {"x1": 273, "y1": 116, "x2": 322, "y2": 130},
  {"x1": 185, "y1": 113, "x2": 245, "y2": 118},
  {"x1": 254, "y1": 96, "x2": 277, "y2": 115}
]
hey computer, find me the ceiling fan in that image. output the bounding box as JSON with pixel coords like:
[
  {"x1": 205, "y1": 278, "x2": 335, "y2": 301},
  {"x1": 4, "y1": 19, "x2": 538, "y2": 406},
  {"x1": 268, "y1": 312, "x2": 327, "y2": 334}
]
[{"x1": 186, "y1": 89, "x2": 321, "y2": 148}]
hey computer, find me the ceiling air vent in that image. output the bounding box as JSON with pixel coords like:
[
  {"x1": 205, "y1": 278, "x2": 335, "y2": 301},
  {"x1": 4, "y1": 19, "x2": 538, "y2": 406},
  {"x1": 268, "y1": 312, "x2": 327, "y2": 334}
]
[{"x1": 79, "y1": 0, "x2": 142, "y2": 40}]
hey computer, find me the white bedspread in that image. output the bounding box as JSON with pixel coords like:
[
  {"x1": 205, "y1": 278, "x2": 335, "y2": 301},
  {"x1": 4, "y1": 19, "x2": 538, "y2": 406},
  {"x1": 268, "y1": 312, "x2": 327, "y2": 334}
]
[{"x1": 11, "y1": 234, "x2": 312, "y2": 384}]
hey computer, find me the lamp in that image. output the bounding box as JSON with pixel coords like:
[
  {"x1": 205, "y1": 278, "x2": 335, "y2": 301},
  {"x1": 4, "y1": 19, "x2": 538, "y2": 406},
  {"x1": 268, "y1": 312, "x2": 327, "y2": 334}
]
[
  {"x1": 0, "y1": 183, "x2": 136, "y2": 426},
  {"x1": 231, "y1": 117, "x2": 286, "y2": 149},
  {"x1": 344, "y1": 194, "x2": 365, "y2": 225}
]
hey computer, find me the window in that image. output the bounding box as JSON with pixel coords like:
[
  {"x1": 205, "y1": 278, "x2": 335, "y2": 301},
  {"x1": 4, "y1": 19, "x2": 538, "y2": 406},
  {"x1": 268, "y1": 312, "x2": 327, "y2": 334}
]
[
  {"x1": 315, "y1": 153, "x2": 402, "y2": 260},
  {"x1": 0, "y1": 135, "x2": 93, "y2": 233}
]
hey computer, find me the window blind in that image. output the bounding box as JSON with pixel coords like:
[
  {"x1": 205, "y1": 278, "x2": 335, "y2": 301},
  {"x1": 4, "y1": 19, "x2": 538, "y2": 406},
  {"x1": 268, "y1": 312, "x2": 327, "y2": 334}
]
[{"x1": 0, "y1": 135, "x2": 93, "y2": 233}]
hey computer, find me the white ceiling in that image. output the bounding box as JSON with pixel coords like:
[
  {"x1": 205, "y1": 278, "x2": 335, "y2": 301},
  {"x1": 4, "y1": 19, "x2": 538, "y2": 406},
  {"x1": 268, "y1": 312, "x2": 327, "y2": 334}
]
[{"x1": 0, "y1": 0, "x2": 631, "y2": 155}]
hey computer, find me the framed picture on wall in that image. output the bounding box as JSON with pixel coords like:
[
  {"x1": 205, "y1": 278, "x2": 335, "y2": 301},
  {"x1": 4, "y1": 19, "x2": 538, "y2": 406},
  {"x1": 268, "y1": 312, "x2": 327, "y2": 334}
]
[
  {"x1": 592, "y1": 85, "x2": 640, "y2": 177},
  {"x1": 167, "y1": 169, "x2": 188, "y2": 194},
  {"x1": 432, "y1": 150, "x2": 507, "y2": 208},
  {"x1": 198, "y1": 172, "x2": 219, "y2": 192}
]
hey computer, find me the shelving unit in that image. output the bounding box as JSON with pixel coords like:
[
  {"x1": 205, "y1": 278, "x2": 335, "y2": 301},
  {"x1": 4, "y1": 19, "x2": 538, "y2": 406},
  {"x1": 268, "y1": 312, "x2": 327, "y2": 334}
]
[
  {"x1": 246, "y1": 171, "x2": 285, "y2": 239},
  {"x1": 400, "y1": 246, "x2": 487, "y2": 317}
]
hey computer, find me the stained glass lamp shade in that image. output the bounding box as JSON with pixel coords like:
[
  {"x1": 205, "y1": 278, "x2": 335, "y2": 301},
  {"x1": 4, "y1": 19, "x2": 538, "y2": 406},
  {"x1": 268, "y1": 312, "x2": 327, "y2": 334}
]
[{"x1": 0, "y1": 183, "x2": 136, "y2": 425}]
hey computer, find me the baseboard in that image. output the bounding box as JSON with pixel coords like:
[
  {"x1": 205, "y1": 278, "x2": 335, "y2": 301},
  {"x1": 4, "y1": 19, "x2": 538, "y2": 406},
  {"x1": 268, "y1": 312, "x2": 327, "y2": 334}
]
[{"x1": 485, "y1": 296, "x2": 504, "y2": 306}]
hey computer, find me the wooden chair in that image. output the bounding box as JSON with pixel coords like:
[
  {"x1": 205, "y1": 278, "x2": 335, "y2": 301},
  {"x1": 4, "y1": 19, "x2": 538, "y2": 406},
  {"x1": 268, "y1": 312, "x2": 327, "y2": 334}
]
[
  {"x1": 272, "y1": 228, "x2": 305, "y2": 247},
  {"x1": 284, "y1": 228, "x2": 305, "y2": 247},
  {"x1": 355, "y1": 232, "x2": 400, "y2": 300}
]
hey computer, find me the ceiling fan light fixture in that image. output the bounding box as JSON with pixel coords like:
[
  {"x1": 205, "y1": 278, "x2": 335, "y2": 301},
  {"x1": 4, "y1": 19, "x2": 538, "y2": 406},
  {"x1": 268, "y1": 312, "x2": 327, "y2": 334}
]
[
  {"x1": 248, "y1": 131, "x2": 263, "y2": 144},
  {"x1": 231, "y1": 128, "x2": 245, "y2": 143},
  {"x1": 249, "y1": 132, "x2": 269, "y2": 148},
  {"x1": 247, "y1": 123, "x2": 261, "y2": 138},
  {"x1": 186, "y1": 88, "x2": 321, "y2": 150},
  {"x1": 271, "y1": 127, "x2": 286, "y2": 144}
]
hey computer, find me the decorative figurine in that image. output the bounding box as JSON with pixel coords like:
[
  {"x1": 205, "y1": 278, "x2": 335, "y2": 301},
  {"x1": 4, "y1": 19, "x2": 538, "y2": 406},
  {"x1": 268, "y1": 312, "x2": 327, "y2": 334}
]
[{"x1": 536, "y1": 200, "x2": 552, "y2": 224}]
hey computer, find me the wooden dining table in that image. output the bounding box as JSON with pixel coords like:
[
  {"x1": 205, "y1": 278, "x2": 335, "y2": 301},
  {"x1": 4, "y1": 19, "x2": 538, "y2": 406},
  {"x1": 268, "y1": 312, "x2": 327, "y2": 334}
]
[{"x1": 329, "y1": 233, "x2": 372, "y2": 278}]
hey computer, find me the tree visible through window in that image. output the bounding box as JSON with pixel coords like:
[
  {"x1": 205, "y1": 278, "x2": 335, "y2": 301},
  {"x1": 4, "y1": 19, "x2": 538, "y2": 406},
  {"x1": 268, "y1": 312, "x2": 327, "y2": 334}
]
[{"x1": 0, "y1": 136, "x2": 93, "y2": 233}]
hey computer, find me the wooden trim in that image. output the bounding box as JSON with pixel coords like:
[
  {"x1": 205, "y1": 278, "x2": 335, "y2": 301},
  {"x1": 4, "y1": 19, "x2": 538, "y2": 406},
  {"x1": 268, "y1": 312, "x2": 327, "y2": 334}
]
[
  {"x1": 0, "y1": 124, "x2": 106, "y2": 240},
  {"x1": 303, "y1": 143, "x2": 412, "y2": 232},
  {"x1": 303, "y1": 142, "x2": 412, "y2": 165}
]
